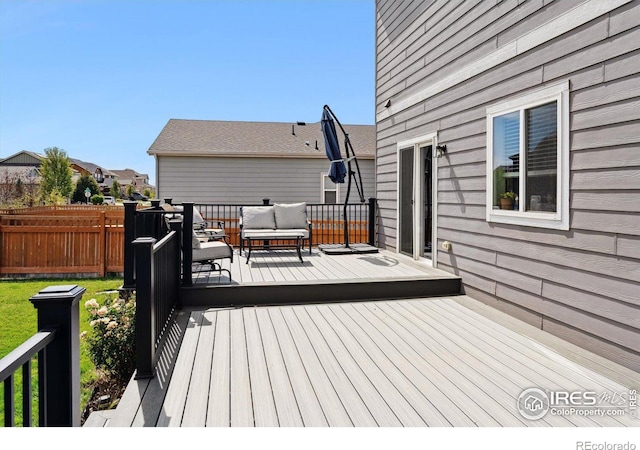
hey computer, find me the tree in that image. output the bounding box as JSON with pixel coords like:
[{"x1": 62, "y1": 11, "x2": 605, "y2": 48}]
[
  {"x1": 126, "y1": 184, "x2": 134, "y2": 198},
  {"x1": 110, "y1": 180, "x2": 122, "y2": 199},
  {"x1": 39, "y1": 147, "x2": 73, "y2": 201},
  {"x1": 72, "y1": 173, "x2": 100, "y2": 203}
]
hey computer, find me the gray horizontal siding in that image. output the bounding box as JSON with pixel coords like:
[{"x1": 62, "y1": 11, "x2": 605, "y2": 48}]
[
  {"x1": 375, "y1": 0, "x2": 640, "y2": 371},
  {"x1": 156, "y1": 156, "x2": 375, "y2": 206}
]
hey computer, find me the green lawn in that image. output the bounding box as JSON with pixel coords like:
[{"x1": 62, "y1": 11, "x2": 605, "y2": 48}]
[{"x1": 0, "y1": 277, "x2": 124, "y2": 426}]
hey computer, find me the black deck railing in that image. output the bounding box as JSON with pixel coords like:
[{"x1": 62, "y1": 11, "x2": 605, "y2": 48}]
[
  {"x1": 0, "y1": 285, "x2": 85, "y2": 427},
  {"x1": 193, "y1": 198, "x2": 377, "y2": 247},
  {"x1": 133, "y1": 222, "x2": 182, "y2": 379}
]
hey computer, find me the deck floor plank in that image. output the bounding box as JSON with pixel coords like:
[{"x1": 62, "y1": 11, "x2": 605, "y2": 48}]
[
  {"x1": 155, "y1": 310, "x2": 204, "y2": 427},
  {"x1": 426, "y1": 300, "x2": 635, "y2": 427},
  {"x1": 230, "y1": 309, "x2": 255, "y2": 426},
  {"x1": 342, "y1": 302, "x2": 477, "y2": 426},
  {"x1": 301, "y1": 305, "x2": 403, "y2": 426},
  {"x1": 254, "y1": 308, "x2": 304, "y2": 426},
  {"x1": 314, "y1": 304, "x2": 428, "y2": 426},
  {"x1": 268, "y1": 307, "x2": 329, "y2": 426},
  {"x1": 180, "y1": 310, "x2": 217, "y2": 426},
  {"x1": 290, "y1": 306, "x2": 379, "y2": 426},
  {"x1": 280, "y1": 307, "x2": 354, "y2": 426},
  {"x1": 243, "y1": 308, "x2": 280, "y2": 426},
  {"x1": 206, "y1": 310, "x2": 231, "y2": 427},
  {"x1": 390, "y1": 301, "x2": 572, "y2": 427},
  {"x1": 327, "y1": 303, "x2": 454, "y2": 427}
]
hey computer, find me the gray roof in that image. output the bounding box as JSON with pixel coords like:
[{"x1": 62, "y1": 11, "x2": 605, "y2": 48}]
[
  {"x1": 69, "y1": 158, "x2": 117, "y2": 177},
  {"x1": 148, "y1": 119, "x2": 375, "y2": 159}
]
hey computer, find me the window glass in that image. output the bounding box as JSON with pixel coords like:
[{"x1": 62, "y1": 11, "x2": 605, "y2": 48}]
[
  {"x1": 492, "y1": 111, "x2": 520, "y2": 209},
  {"x1": 525, "y1": 102, "x2": 557, "y2": 212}
]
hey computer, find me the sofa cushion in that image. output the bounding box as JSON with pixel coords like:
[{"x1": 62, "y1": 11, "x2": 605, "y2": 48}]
[
  {"x1": 243, "y1": 206, "x2": 276, "y2": 229},
  {"x1": 274, "y1": 202, "x2": 307, "y2": 229},
  {"x1": 192, "y1": 231, "x2": 202, "y2": 250}
]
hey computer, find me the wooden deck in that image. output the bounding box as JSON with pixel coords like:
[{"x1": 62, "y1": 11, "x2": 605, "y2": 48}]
[
  {"x1": 192, "y1": 248, "x2": 448, "y2": 285},
  {"x1": 105, "y1": 295, "x2": 639, "y2": 427},
  {"x1": 184, "y1": 249, "x2": 462, "y2": 306}
]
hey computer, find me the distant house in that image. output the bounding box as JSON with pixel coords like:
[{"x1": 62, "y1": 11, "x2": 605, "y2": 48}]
[
  {"x1": 108, "y1": 168, "x2": 152, "y2": 196},
  {"x1": 0, "y1": 150, "x2": 42, "y2": 204},
  {"x1": 147, "y1": 119, "x2": 376, "y2": 205},
  {"x1": 69, "y1": 158, "x2": 118, "y2": 194},
  {"x1": 375, "y1": 1, "x2": 639, "y2": 371},
  {"x1": 0, "y1": 149, "x2": 151, "y2": 201}
]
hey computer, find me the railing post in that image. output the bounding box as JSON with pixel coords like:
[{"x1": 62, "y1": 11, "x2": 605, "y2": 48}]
[
  {"x1": 182, "y1": 202, "x2": 194, "y2": 287},
  {"x1": 29, "y1": 285, "x2": 85, "y2": 427},
  {"x1": 122, "y1": 201, "x2": 138, "y2": 290},
  {"x1": 169, "y1": 219, "x2": 183, "y2": 309},
  {"x1": 368, "y1": 197, "x2": 377, "y2": 247},
  {"x1": 133, "y1": 237, "x2": 156, "y2": 379}
]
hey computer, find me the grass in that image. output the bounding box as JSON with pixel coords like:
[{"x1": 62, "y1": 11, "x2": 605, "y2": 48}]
[{"x1": 0, "y1": 277, "x2": 124, "y2": 426}]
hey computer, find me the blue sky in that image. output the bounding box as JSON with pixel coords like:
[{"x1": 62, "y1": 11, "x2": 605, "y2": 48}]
[{"x1": 0, "y1": 0, "x2": 374, "y2": 185}]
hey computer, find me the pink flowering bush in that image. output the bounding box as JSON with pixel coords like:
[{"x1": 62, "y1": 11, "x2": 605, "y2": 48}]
[{"x1": 83, "y1": 295, "x2": 136, "y2": 381}]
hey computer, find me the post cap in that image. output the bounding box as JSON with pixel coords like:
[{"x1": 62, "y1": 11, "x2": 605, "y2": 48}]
[{"x1": 30, "y1": 284, "x2": 86, "y2": 308}]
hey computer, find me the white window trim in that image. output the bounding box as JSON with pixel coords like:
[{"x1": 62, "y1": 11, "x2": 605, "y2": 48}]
[
  {"x1": 321, "y1": 172, "x2": 340, "y2": 204},
  {"x1": 486, "y1": 81, "x2": 570, "y2": 230}
]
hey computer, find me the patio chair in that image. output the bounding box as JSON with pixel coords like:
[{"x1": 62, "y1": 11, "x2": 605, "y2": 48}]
[
  {"x1": 192, "y1": 230, "x2": 234, "y2": 281},
  {"x1": 162, "y1": 203, "x2": 234, "y2": 281}
]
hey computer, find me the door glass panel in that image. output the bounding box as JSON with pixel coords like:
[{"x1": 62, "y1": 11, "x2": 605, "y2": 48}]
[
  {"x1": 399, "y1": 147, "x2": 414, "y2": 256},
  {"x1": 422, "y1": 145, "x2": 432, "y2": 258}
]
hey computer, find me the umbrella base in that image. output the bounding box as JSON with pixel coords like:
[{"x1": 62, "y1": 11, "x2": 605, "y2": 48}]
[{"x1": 319, "y1": 243, "x2": 379, "y2": 255}]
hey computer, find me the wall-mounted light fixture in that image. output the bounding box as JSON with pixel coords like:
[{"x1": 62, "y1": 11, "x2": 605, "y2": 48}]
[
  {"x1": 384, "y1": 99, "x2": 391, "y2": 108},
  {"x1": 436, "y1": 144, "x2": 447, "y2": 158}
]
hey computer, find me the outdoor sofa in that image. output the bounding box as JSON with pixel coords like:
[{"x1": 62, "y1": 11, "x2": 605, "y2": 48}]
[{"x1": 239, "y1": 203, "x2": 312, "y2": 262}]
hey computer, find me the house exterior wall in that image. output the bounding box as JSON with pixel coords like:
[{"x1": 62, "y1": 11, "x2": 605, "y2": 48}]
[
  {"x1": 375, "y1": 0, "x2": 640, "y2": 371},
  {"x1": 156, "y1": 155, "x2": 375, "y2": 205}
]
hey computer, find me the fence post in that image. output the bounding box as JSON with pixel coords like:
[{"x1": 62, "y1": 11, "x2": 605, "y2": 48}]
[
  {"x1": 168, "y1": 219, "x2": 183, "y2": 309},
  {"x1": 182, "y1": 202, "x2": 193, "y2": 287},
  {"x1": 368, "y1": 197, "x2": 377, "y2": 247},
  {"x1": 122, "y1": 201, "x2": 138, "y2": 290},
  {"x1": 29, "y1": 285, "x2": 85, "y2": 427},
  {"x1": 133, "y1": 237, "x2": 156, "y2": 379},
  {"x1": 99, "y1": 211, "x2": 107, "y2": 277}
]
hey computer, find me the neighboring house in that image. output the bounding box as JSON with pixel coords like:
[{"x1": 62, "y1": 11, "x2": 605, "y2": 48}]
[
  {"x1": 70, "y1": 158, "x2": 118, "y2": 194},
  {"x1": 147, "y1": 119, "x2": 376, "y2": 205},
  {"x1": 0, "y1": 151, "x2": 42, "y2": 204},
  {"x1": 0, "y1": 150, "x2": 151, "y2": 200},
  {"x1": 110, "y1": 168, "x2": 153, "y2": 196},
  {"x1": 375, "y1": 1, "x2": 639, "y2": 371}
]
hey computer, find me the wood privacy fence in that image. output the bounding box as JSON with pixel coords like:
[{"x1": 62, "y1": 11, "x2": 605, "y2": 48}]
[{"x1": 0, "y1": 206, "x2": 125, "y2": 277}]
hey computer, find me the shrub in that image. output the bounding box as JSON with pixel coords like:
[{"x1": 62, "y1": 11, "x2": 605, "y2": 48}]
[
  {"x1": 90, "y1": 194, "x2": 104, "y2": 205},
  {"x1": 83, "y1": 295, "x2": 136, "y2": 382}
]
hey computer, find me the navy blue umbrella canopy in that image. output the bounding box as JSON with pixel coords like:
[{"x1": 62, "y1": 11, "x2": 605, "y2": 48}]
[{"x1": 321, "y1": 108, "x2": 347, "y2": 184}]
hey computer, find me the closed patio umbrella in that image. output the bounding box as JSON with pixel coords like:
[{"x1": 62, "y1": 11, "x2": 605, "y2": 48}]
[
  {"x1": 321, "y1": 108, "x2": 348, "y2": 184},
  {"x1": 319, "y1": 105, "x2": 377, "y2": 255}
]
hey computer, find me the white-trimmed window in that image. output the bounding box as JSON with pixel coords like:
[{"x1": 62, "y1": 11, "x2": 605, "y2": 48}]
[
  {"x1": 486, "y1": 81, "x2": 569, "y2": 230},
  {"x1": 321, "y1": 173, "x2": 339, "y2": 204}
]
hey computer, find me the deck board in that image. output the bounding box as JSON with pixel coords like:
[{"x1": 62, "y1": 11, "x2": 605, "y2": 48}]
[
  {"x1": 243, "y1": 308, "x2": 279, "y2": 426},
  {"x1": 110, "y1": 296, "x2": 639, "y2": 428},
  {"x1": 206, "y1": 309, "x2": 231, "y2": 427},
  {"x1": 254, "y1": 308, "x2": 304, "y2": 426}
]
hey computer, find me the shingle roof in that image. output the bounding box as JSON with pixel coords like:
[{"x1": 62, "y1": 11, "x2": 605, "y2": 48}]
[
  {"x1": 148, "y1": 119, "x2": 375, "y2": 159},
  {"x1": 69, "y1": 158, "x2": 117, "y2": 177}
]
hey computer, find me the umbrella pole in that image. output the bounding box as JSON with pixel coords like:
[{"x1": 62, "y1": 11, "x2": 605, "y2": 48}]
[{"x1": 343, "y1": 150, "x2": 353, "y2": 249}]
